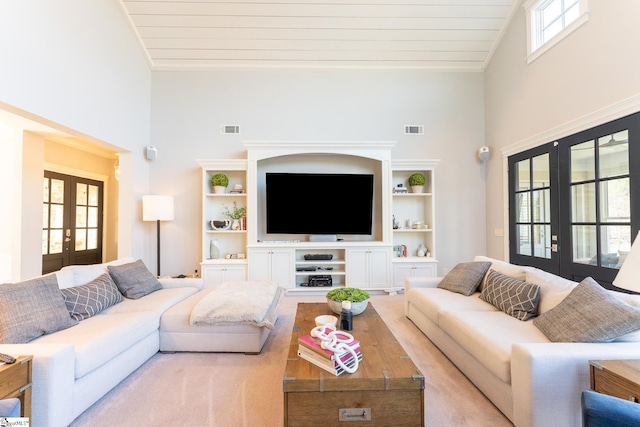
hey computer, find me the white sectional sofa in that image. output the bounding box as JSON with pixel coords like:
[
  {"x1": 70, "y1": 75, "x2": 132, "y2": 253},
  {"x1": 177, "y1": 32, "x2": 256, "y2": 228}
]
[
  {"x1": 0, "y1": 258, "x2": 204, "y2": 427},
  {"x1": 404, "y1": 256, "x2": 640, "y2": 427}
]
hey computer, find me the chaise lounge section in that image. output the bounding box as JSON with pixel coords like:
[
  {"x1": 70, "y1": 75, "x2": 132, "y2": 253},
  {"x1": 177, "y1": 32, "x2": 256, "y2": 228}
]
[{"x1": 0, "y1": 258, "x2": 283, "y2": 427}]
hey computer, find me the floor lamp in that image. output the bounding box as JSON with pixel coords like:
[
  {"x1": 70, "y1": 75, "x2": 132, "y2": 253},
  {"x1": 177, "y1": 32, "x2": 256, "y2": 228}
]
[
  {"x1": 142, "y1": 195, "x2": 174, "y2": 277},
  {"x1": 613, "y1": 231, "x2": 640, "y2": 293}
]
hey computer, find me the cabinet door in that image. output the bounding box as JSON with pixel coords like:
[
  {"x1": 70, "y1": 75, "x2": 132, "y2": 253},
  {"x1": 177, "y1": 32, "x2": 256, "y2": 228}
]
[
  {"x1": 202, "y1": 265, "x2": 226, "y2": 287},
  {"x1": 224, "y1": 265, "x2": 247, "y2": 282},
  {"x1": 393, "y1": 264, "x2": 415, "y2": 287},
  {"x1": 367, "y1": 248, "x2": 391, "y2": 288},
  {"x1": 346, "y1": 249, "x2": 368, "y2": 287},
  {"x1": 269, "y1": 249, "x2": 294, "y2": 288},
  {"x1": 202, "y1": 264, "x2": 247, "y2": 287},
  {"x1": 248, "y1": 249, "x2": 271, "y2": 281},
  {"x1": 248, "y1": 248, "x2": 294, "y2": 288},
  {"x1": 393, "y1": 263, "x2": 436, "y2": 287},
  {"x1": 346, "y1": 248, "x2": 390, "y2": 288}
]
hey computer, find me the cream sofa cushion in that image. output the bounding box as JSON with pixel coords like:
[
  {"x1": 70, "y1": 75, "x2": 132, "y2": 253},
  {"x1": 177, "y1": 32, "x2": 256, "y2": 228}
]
[
  {"x1": 104, "y1": 287, "x2": 198, "y2": 316},
  {"x1": 59, "y1": 257, "x2": 136, "y2": 289},
  {"x1": 406, "y1": 287, "x2": 497, "y2": 325},
  {"x1": 525, "y1": 269, "x2": 577, "y2": 314},
  {"x1": 439, "y1": 310, "x2": 549, "y2": 383},
  {"x1": 33, "y1": 310, "x2": 158, "y2": 378},
  {"x1": 473, "y1": 256, "x2": 535, "y2": 289}
]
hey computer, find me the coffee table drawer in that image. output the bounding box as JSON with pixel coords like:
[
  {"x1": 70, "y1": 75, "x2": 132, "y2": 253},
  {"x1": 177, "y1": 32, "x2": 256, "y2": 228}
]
[{"x1": 285, "y1": 389, "x2": 423, "y2": 427}]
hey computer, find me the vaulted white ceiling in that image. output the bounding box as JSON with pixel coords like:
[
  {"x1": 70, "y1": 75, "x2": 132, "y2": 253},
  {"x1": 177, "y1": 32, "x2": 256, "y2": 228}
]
[{"x1": 117, "y1": 0, "x2": 519, "y2": 71}]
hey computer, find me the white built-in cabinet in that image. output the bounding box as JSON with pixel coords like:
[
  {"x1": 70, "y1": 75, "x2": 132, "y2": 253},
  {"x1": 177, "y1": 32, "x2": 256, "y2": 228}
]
[
  {"x1": 197, "y1": 160, "x2": 248, "y2": 287},
  {"x1": 198, "y1": 143, "x2": 438, "y2": 292},
  {"x1": 391, "y1": 160, "x2": 439, "y2": 287}
]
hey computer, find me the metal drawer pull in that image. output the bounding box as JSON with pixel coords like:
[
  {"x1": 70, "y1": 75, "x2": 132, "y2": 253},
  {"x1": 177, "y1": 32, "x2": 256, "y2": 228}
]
[{"x1": 339, "y1": 408, "x2": 372, "y2": 421}]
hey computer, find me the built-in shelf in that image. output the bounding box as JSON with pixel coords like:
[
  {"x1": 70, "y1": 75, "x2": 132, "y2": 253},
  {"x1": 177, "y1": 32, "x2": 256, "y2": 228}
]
[{"x1": 197, "y1": 148, "x2": 440, "y2": 292}]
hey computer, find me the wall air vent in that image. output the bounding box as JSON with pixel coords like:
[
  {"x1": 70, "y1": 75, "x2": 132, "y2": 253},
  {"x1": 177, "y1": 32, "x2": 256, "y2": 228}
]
[
  {"x1": 404, "y1": 125, "x2": 424, "y2": 135},
  {"x1": 220, "y1": 125, "x2": 240, "y2": 134}
]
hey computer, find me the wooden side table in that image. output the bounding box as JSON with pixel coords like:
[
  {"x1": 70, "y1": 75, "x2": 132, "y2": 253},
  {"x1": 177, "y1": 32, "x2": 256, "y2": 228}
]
[
  {"x1": 0, "y1": 355, "x2": 32, "y2": 418},
  {"x1": 590, "y1": 360, "x2": 640, "y2": 403}
]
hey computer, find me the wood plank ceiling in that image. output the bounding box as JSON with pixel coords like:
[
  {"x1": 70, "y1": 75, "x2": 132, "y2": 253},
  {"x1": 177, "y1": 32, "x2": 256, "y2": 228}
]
[{"x1": 117, "y1": 0, "x2": 519, "y2": 71}]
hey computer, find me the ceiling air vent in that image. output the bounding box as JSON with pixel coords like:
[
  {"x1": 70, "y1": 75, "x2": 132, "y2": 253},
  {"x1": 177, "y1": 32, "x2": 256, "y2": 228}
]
[
  {"x1": 220, "y1": 125, "x2": 240, "y2": 134},
  {"x1": 404, "y1": 125, "x2": 424, "y2": 135}
]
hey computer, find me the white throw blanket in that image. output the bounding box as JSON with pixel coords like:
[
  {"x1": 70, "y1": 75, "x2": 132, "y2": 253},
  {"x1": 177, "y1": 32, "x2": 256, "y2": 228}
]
[{"x1": 189, "y1": 280, "x2": 284, "y2": 330}]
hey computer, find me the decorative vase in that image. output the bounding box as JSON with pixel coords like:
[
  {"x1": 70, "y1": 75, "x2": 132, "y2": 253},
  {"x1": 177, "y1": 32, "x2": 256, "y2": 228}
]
[
  {"x1": 327, "y1": 299, "x2": 369, "y2": 316},
  {"x1": 213, "y1": 186, "x2": 226, "y2": 194},
  {"x1": 231, "y1": 219, "x2": 241, "y2": 230},
  {"x1": 209, "y1": 239, "x2": 220, "y2": 259},
  {"x1": 410, "y1": 185, "x2": 424, "y2": 194},
  {"x1": 417, "y1": 244, "x2": 427, "y2": 257}
]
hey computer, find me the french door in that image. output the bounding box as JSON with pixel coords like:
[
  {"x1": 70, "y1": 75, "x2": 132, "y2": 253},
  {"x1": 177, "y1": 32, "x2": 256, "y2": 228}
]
[
  {"x1": 42, "y1": 171, "x2": 104, "y2": 274},
  {"x1": 509, "y1": 142, "x2": 560, "y2": 274},
  {"x1": 509, "y1": 112, "x2": 640, "y2": 289}
]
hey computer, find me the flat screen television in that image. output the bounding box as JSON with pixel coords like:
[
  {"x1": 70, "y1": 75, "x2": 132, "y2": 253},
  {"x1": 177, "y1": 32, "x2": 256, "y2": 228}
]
[{"x1": 265, "y1": 172, "x2": 374, "y2": 236}]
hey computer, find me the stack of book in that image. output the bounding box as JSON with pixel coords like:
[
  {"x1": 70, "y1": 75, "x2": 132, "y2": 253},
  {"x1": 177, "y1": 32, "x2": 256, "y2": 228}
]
[{"x1": 297, "y1": 328, "x2": 362, "y2": 376}]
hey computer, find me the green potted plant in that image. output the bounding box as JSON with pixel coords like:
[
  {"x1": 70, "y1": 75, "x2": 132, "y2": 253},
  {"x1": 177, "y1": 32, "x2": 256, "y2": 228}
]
[
  {"x1": 211, "y1": 173, "x2": 229, "y2": 194},
  {"x1": 326, "y1": 287, "x2": 370, "y2": 316},
  {"x1": 408, "y1": 173, "x2": 426, "y2": 193},
  {"x1": 222, "y1": 202, "x2": 246, "y2": 230}
]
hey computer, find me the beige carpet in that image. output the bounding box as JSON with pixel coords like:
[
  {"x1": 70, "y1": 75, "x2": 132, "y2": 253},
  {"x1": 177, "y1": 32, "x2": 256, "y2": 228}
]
[{"x1": 70, "y1": 295, "x2": 513, "y2": 427}]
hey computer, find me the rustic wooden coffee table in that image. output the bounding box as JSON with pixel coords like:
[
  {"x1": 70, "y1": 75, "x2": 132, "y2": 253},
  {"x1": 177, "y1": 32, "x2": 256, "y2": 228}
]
[{"x1": 283, "y1": 302, "x2": 424, "y2": 426}]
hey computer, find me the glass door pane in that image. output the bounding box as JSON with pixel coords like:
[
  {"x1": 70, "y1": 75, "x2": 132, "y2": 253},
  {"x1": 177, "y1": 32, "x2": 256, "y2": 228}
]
[
  {"x1": 568, "y1": 132, "x2": 631, "y2": 269},
  {"x1": 509, "y1": 142, "x2": 559, "y2": 274}
]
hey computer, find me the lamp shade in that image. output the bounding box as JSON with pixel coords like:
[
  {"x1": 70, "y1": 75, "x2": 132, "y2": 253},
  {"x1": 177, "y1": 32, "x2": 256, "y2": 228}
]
[
  {"x1": 142, "y1": 195, "x2": 174, "y2": 221},
  {"x1": 613, "y1": 231, "x2": 640, "y2": 292}
]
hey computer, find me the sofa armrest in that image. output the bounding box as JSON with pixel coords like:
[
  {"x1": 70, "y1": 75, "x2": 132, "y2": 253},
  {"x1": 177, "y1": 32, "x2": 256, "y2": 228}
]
[
  {"x1": 158, "y1": 277, "x2": 203, "y2": 291},
  {"x1": 0, "y1": 343, "x2": 75, "y2": 427},
  {"x1": 511, "y1": 342, "x2": 640, "y2": 427},
  {"x1": 404, "y1": 276, "x2": 442, "y2": 291},
  {"x1": 404, "y1": 276, "x2": 442, "y2": 316}
]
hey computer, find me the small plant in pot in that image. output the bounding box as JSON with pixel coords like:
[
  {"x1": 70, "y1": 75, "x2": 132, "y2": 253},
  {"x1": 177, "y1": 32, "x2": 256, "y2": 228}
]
[
  {"x1": 326, "y1": 287, "x2": 370, "y2": 316},
  {"x1": 408, "y1": 173, "x2": 426, "y2": 193},
  {"x1": 211, "y1": 173, "x2": 229, "y2": 194},
  {"x1": 222, "y1": 201, "x2": 246, "y2": 230}
]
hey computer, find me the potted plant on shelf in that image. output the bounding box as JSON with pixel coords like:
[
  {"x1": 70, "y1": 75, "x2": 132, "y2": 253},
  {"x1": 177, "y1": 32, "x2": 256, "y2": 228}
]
[
  {"x1": 408, "y1": 173, "x2": 426, "y2": 193},
  {"x1": 222, "y1": 201, "x2": 246, "y2": 230},
  {"x1": 326, "y1": 288, "x2": 370, "y2": 316},
  {"x1": 211, "y1": 173, "x2": 229, "y2": 194}
]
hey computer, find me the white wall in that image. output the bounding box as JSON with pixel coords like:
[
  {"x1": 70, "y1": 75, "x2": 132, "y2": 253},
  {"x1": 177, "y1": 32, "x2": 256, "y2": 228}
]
[
  {"x1": 0, "y1": 0, "x2": 153, "y2": 278},
  {"x1": 484, "y1": 1, "x2": 640, "y2": 259},
  {"x1": 150, "y1": 69, "x2": 488, "y2": 275}
]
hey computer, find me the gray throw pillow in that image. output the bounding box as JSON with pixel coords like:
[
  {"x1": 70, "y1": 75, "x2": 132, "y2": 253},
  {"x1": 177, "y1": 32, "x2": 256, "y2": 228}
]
[
  {"x1": 437, "y1": 262, "x2": 492, "y2": 296},
  {"x1": 61, "y1": 273, "x2": 123, "y2": 321},
  {"x1": 533, "y1": 277, "x2": 640, "y2": 342},
  {"x1": 0, "y1": 275, "x2": 78, "y2": 343},
  {"x1": 480, "y1": 270, "x2": 540, "y2": 321},
  {"x1": 107, "y1": 259, "x2": 162, "y2": 299}
]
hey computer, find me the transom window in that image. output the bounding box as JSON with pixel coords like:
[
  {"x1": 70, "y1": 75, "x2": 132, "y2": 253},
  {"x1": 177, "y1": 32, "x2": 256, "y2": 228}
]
[{"x1": 524, "y1": 0, "x2": 589, "y2": 62}]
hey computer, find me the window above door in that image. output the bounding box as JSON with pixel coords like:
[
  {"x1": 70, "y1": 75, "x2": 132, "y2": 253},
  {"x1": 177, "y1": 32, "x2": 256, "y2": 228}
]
[{"x1": 524, "y1": 0, "x2": 589, "y2": 63}]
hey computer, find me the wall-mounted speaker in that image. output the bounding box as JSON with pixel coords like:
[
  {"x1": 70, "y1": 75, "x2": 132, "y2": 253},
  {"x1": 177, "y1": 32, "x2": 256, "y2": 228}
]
[
  {"x1": 478, "y1": 146, "x2": 490, "y2": 162},
  {"x1": 146, "y1": 145, "x2": 158, "y2": 160}
]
